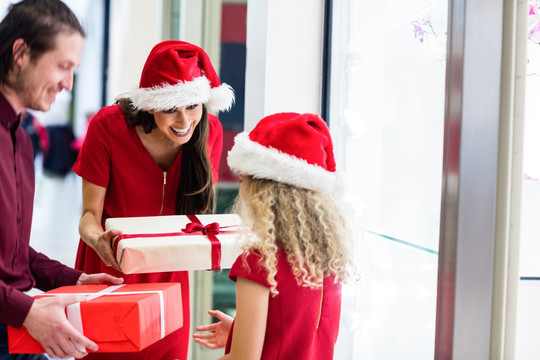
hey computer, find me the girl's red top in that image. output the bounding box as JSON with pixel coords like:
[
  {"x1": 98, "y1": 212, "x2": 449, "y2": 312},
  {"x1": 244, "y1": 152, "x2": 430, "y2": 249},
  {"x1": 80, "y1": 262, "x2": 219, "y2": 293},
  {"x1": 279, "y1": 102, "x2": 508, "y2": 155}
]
[
  {"x1": 72, "y1": 105, "x2": 223, "y2": 359},
  {"x1": 226, "y1": 249, "x2": 342, "y2": 360}
]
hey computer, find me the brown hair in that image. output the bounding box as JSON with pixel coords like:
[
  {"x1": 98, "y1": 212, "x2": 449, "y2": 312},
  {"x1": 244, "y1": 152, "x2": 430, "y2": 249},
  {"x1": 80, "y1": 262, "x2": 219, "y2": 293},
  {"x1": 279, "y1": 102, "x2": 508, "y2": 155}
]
[
  {"x1": 0, "y1": 0, "x2": 85, "y2": 86},
  {"x1": 116, "y1": 97, "x2": 215, "y2": 214}
]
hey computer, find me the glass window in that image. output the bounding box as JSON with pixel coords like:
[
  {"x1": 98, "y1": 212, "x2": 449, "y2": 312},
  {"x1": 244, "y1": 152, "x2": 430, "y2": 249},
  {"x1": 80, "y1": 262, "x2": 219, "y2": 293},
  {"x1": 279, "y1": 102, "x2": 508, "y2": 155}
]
[
  {"x1": 328, "y1": 0, "x2": 448, "y2": 358},
  {"x1": 515, "y1": 1, "x2": 540, "y2": 358}
]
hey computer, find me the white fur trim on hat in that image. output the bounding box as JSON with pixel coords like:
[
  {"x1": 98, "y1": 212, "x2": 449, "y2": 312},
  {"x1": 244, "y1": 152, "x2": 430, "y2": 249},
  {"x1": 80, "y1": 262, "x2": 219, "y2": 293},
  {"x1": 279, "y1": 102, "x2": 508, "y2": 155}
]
[
  {"x1": 227, "y1": 132, "x2": 337, "y2": 192},
  {"x1": 131, "y1": 77, "x2": 234, "y2": 112},
  {"x1": 209, "y1": 83, "x2": 235, "y2": 112}
]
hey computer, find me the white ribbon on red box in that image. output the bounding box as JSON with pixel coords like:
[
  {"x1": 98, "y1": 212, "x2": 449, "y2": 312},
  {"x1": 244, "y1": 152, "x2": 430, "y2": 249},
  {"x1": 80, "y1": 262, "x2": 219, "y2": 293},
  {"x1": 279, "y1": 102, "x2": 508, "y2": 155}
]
[{"x1": 42, "y1": 284, "x2": 166, "y2": 338}]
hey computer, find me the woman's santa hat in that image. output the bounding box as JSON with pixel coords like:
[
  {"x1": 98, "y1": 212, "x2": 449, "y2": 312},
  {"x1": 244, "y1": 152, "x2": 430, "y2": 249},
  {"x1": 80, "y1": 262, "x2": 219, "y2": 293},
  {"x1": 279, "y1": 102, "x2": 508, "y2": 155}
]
[
  {"x1": 131, "y1": 40, "x2": 234, "y2": 112},
  {"x1": 227, "y1": 112, "x2": 338, "y2": 192}
]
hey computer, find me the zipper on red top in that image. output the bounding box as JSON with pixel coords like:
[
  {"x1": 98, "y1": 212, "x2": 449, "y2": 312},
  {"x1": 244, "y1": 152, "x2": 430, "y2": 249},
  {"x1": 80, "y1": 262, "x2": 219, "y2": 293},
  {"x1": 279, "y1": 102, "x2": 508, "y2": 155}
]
[{"x1": 159, "y1": 171, "x2": 167, "y2": 215}]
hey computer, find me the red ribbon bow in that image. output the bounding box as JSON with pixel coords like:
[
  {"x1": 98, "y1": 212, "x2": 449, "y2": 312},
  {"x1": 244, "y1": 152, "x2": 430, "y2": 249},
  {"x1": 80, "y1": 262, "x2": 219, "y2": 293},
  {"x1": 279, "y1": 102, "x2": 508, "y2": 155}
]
[
  {"x1": 112, "y1": 215, "x2": 224, "y2": 271},
  {"x1": 182, "y1": 221, "x2": 220, "y2": 235},
  {"x1": 184, "y1": 215, "x2": 222, "y2": 270}
]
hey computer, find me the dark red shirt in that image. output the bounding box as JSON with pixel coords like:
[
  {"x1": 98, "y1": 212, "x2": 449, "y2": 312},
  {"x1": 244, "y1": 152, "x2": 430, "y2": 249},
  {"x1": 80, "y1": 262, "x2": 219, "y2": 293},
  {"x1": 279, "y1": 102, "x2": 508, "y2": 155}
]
[
  {"x1": 227, "y1": 249, "x2": 343, "y2": 360},
  {"x1": 0, "y1": 92, "x2": 82, "y2": 328}
]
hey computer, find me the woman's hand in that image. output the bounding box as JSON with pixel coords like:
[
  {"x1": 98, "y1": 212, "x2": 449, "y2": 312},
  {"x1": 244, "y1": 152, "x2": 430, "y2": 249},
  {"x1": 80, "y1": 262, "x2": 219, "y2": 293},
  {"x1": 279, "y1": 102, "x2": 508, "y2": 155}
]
[
  {"x1": 86, "y1": 229, "x2": 123, "y2": 271},
  {"x1": 193, "y1": 310, "x2": 234, "y2": 349},
  {"x1": 79, "y1": 179, "x2": 122, "y2": 271}
]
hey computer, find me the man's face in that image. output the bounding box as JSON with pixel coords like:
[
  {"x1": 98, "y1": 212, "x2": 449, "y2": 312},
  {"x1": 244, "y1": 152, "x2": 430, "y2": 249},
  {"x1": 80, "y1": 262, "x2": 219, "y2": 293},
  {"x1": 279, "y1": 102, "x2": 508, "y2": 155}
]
[{"x1": 12, "y1": 32, "x2": 84, "y2": 112}]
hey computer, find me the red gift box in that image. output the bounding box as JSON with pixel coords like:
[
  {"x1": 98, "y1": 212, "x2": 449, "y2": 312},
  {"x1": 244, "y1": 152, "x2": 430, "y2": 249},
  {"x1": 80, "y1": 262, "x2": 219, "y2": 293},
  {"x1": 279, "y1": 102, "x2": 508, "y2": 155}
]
[{"x1": 8, "y1": 283, "x2": 182, "y2": 353}]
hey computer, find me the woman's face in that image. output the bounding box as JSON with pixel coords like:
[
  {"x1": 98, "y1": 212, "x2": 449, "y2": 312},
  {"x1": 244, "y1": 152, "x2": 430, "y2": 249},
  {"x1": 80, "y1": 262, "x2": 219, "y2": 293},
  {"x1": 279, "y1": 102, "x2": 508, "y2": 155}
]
[{"x1": 150, "y1": 104, "x2": 203, "y2": 145}]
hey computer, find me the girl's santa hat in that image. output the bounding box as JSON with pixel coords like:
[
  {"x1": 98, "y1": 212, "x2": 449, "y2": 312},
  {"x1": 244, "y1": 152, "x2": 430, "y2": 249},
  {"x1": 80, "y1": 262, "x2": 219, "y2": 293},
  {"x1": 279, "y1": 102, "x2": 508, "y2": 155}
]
[
  {"x1": 131, "y1": 40, "x2": 234, "y2": 112},
  {"x1": 227, "y1": 112, "x2": 338, "y2": 192}
]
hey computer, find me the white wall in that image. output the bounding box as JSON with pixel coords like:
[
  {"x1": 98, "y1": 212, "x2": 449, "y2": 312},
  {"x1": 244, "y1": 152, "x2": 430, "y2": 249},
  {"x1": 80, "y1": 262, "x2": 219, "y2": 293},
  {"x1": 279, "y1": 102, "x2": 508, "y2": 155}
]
[
  {"x1": 244, "y1": 0, "x2": 324, "y2": 130},
  {"x1": 72, "y1": 0, "x2": 104, "y2": 134},
  {"x1": 108, "y1": 0, "x2": 164, "y2": 105}
]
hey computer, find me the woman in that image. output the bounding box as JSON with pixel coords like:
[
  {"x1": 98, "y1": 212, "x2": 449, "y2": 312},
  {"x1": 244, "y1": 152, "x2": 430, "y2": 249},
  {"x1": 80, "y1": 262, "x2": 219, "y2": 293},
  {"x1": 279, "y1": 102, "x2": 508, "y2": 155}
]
[{"x1": 73, "y1": 40, "x2": 234, "y2": 359}]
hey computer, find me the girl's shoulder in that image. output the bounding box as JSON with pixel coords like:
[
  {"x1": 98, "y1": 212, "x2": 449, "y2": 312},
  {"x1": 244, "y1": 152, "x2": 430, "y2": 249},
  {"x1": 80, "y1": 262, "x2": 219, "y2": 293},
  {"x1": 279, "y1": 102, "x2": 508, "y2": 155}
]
[
  {"x1": 235, "y1": 247, "x2": 287, "y2": 272},
  {"x1": 240, "y1": 248, "x2": 264, "y2": 265},
  {"x1": 230, "y1": 249, "x2": 271, "y2": 287}
]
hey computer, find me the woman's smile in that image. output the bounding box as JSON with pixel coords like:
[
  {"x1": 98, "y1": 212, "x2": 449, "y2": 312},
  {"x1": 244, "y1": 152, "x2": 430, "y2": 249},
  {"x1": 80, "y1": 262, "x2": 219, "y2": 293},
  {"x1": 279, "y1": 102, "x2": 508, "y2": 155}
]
[
  {"x1": 171, "y1": 123, "x2": 191, "y2": 136},
  {"x1": 150, "y1": 104, "x2": 203, "y2": 145}
]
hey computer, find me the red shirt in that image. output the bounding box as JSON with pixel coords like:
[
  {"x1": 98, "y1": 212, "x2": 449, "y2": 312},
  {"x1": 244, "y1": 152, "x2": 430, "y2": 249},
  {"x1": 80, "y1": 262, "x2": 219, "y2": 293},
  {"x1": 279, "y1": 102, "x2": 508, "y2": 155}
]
[
  {"x1": 0, "y1": 92, "x2": 82, "y2": 328},
  {"x1": 227, "y1": 249, "x2": 342, "y2": 360},
  {"x1": 72, "y1": 105, "x2": 223, "y2": 359}
]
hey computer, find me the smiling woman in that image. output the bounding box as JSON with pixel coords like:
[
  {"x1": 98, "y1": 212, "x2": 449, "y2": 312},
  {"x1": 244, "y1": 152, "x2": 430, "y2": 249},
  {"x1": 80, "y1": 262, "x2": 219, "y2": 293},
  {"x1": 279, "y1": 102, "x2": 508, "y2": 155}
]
[
  {"x1": 72, "y1": 40, "x2": 234, "y2": 360},
  {"x1": 138, "y1": 104, "x2": 204, "y2": 170},
  {"x1": 151, "y1": 104, "x2": 203, "y2": 141}
]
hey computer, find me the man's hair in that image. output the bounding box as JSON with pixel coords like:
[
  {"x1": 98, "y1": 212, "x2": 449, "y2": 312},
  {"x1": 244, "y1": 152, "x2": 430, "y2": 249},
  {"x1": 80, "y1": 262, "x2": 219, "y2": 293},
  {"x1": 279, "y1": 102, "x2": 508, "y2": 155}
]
[{"x1": 0, "y1": 0, "x2": 85, "y2": 85}]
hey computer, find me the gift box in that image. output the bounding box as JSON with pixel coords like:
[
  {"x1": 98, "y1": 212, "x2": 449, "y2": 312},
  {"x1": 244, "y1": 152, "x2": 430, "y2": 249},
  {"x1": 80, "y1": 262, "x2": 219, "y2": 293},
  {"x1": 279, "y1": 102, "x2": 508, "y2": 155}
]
[
  {"x1": 105, "y1": 214, "x2": 247, "y2": 274},
  {"x1": 8, "y1": 283, "x2": 182, "y2": 353}
]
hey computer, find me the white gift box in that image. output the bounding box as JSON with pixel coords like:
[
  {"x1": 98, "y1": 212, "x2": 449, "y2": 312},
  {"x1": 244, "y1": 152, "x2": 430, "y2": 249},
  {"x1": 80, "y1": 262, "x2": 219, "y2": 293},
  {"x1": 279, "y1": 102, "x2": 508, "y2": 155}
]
[{"x1": 105, "y1": 214, "x2": 246, "y2": 274}]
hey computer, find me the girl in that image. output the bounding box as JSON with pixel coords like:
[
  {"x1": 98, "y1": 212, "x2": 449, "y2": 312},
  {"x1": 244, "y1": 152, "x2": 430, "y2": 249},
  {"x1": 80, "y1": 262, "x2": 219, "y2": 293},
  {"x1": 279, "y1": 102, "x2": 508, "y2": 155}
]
[
  {"x1": 194, "y1": 112, "x2": 354, "y2": 360},
  {"x1": 73, "y1": 40, "x2": 234, "y2": 359}
]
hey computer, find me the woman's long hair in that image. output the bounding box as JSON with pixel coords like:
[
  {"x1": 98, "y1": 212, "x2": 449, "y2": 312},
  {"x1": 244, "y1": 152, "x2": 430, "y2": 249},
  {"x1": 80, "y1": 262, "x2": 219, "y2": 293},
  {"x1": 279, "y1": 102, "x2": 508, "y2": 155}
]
[
  {"x1": 234, "y1": 176, "x2": 353, "y2": 295},
  {"x1": 117, "y1": 97, "x2": 215, "y2": 214}
]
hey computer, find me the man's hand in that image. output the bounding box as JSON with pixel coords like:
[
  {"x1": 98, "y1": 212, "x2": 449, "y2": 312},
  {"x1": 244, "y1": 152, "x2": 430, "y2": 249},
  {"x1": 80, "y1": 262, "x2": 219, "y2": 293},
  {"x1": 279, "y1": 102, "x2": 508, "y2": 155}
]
[
  {"x1": 23, "y1": 295, "x2": 96, "y2": 358},
  {"x1": 76, "y1": 273, "x2": 124, "y2": 286}
]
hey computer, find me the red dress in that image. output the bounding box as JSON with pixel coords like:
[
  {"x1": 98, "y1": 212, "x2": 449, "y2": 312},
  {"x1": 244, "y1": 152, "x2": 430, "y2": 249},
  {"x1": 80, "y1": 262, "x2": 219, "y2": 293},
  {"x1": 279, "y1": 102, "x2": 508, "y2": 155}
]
[
  {"x1": 72, "y1": 105, "x2": 223, "y2": 359},
  {"x1": 226, "y1": 249, "x2": 342, "y2": 360}
]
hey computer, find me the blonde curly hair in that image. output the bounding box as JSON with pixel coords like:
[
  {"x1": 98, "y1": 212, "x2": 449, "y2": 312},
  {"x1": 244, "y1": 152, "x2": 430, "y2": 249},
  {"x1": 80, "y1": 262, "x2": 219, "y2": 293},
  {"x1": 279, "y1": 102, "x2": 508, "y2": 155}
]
[{"x1": 233, "y1": 175, "x2": 353, "y2": 296}]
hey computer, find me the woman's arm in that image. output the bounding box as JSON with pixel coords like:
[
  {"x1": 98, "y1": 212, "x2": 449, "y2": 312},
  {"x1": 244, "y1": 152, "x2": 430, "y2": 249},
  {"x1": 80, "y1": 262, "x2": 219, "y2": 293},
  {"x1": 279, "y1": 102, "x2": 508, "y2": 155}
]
[
  {"x1": 78, "y1": 179, "x2": 122, "y2": 271},
  {"x1": 220, "y1": 277, "x2": 270, "y2": 360}
]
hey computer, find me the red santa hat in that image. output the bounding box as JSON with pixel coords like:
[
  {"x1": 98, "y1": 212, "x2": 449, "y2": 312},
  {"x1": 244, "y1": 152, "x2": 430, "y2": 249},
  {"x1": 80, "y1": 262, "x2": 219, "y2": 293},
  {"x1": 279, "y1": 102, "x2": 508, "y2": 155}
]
[
  {"x1": 227, "y1": 112, "x2": 338, "y2": 192},
  {"x1": 131, "y1": 40, "x2": 234, "y2": 112}
]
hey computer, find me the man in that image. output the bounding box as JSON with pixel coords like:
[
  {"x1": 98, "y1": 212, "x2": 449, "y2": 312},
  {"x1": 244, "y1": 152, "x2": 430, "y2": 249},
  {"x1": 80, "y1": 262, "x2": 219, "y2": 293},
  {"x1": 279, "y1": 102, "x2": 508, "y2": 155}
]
[{"x1": 0, "y1": 1, "x2": 123, "y2": 359}]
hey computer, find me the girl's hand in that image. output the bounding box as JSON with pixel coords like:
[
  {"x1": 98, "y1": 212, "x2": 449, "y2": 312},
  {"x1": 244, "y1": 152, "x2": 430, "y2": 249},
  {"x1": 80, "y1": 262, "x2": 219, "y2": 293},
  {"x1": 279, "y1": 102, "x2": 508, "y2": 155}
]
[{"x1": 193, "y1": 310, "x2": 234, "y2": 349}]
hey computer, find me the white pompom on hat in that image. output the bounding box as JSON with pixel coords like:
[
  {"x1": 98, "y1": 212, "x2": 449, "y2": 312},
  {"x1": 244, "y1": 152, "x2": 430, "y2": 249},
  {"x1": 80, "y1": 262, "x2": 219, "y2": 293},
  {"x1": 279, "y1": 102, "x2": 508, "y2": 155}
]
[
  {"x1": 227, "y1": 112, "x2": 338, "y2": 192},
  {"x1": 131, "y1": 40, "x2": 235, "y2": 112}
]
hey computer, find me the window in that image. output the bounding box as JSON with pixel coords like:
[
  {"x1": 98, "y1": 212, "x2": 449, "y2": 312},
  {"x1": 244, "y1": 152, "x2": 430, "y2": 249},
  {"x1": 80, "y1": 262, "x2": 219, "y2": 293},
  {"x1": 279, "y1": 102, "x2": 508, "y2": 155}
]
[
  {"x1": 515, "y1": 1, "x2": 540, "y2": 357},
  {"x1": 328, "y1": 0, "x2": 448, "y2": 358}
]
